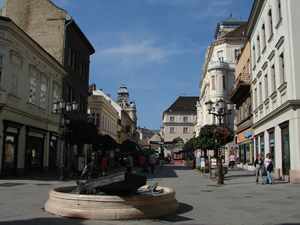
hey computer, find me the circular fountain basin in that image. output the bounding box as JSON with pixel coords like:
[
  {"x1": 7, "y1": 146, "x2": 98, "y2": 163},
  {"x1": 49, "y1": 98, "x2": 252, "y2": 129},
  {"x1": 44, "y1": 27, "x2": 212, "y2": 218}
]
[{"x1": 44, "y1": 185, "x2": 179, "y2": 220}]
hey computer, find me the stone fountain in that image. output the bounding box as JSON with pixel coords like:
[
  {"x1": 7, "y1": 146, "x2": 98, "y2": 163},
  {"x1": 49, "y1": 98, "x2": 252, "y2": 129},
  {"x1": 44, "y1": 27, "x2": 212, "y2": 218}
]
[{"x1": 44, "y1": 172, "x2": 179, "y2": 220}]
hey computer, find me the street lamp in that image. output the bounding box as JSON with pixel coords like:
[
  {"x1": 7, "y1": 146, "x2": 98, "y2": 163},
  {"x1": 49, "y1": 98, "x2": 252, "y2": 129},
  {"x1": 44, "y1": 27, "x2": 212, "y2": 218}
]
[
  {"x1": 53, "y1": 99, "x2": 78, "y2": 181},
  {"x1": 117, "y1": 130, "x2": 121, "y2": 144},
  {"x1": 205, "y1": 98, "x2": 234, "y2": 184}
]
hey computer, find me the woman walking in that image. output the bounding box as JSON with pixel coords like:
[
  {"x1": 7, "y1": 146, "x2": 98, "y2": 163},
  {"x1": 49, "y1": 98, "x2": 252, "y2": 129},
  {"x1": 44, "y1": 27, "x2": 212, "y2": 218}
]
[
  {"x1": 264, "y1": 153, "x2": 273, "y2": 184},
  {"x1": 229, "y1": 153, "x2": 236, "y2": 169},
  {"x1": 254, "y1": 154, "x2": 264, "y2": 184}
]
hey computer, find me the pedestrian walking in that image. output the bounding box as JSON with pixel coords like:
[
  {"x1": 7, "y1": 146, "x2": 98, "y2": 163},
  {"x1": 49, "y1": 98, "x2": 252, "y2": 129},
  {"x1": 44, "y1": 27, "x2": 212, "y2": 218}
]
[
  {"x1": 139, "y1": 153, "x2": 146, "y2": 173},
  {"x1": 125, "y1": 152, "x2": 134, "y2": 173},
  {"x1": 254, "y1": 154, "x2": 264, "y2": 184},
  {"x1": 229, "y1": 153, "x2": 236, "y2": 169},
  {"x1": 149, "y1": 152, "x2": 156, "y2": 174},
  {"x1": 264, "y1": 153, "x2": 273, "y2": 184},
  {"x1": 159, "y1": 152, "x2": 164, "y2": 169}
]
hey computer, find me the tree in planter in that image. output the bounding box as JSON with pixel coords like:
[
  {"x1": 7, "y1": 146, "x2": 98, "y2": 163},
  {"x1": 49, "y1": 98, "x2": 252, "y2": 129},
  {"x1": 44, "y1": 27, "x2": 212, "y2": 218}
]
[
  {"x1": 193, "y1": 124, "x2": 219, "y2": 157},
  {"x1": 193, "y1": 124, "x2": 234, "y2": 157}
]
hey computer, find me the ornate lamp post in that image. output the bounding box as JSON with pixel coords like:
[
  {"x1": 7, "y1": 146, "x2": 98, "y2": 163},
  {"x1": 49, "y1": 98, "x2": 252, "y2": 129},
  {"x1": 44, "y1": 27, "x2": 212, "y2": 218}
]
[
  {"x1": 205, "y1": 98, "x2": 234, "y2": 184},
  {"x1": 117, "y1": 130, "x2": 121, "y2": 144},
  {"x1": 53, "y1": 99, "x2": 78, "y2": 181}
]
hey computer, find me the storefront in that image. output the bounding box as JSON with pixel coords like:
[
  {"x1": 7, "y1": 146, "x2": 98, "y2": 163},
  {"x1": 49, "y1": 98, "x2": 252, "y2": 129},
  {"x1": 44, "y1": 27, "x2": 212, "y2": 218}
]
[
  {"x1": 25, "y1": 126, "x2": 47, "y2": 173},
  {"x1": 2, "y1": 120, "x2": 23, "y2": 177}
]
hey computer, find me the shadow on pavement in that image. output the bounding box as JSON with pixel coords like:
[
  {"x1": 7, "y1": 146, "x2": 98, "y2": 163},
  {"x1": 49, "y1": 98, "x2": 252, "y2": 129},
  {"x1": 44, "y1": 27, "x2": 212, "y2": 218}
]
[
  {"x1": 158, "y1": 202, "x2": 194, "y2": 223},
  {"x1": 0, "y1": 217, "x2": 86, "y2": 225}
]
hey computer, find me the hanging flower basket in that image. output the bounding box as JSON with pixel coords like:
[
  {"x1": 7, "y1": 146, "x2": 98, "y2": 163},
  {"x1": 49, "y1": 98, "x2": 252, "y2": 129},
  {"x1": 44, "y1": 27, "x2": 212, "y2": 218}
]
[{"x1": 213, "y1": 127, "x2": 230, "y2": 142}]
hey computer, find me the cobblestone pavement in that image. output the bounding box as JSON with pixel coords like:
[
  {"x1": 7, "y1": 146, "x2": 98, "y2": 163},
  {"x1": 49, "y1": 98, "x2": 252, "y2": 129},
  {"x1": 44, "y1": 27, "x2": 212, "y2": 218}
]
[{"x1": 0, "y1": 164, "x2": 299, "y2": 225}]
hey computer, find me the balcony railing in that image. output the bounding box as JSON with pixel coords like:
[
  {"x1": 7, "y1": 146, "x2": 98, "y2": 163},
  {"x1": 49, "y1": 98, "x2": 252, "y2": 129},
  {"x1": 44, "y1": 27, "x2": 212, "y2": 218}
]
[
  {"x1": 228, "y1": 73, "x2": 251, "y2": 101},
  {"x1": 207, "y1": 60, "x2": 229, "y2": 70}
]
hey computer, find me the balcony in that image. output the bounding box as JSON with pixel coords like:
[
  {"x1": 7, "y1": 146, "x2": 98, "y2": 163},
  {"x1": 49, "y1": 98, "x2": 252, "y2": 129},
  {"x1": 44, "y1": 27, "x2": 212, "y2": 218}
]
[
  {"x1": 228, "y1": 73, "x2": 251, "y2": 103},
  {"x1": 207, "y1": 61, "x2": 229, "y2": 71}
]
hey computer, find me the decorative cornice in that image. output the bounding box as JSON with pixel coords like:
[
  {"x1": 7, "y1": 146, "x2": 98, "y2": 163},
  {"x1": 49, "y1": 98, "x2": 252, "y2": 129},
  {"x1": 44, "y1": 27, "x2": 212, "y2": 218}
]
[{"x1": 252, "y1": 100, "x2": 300, "y2": 129}]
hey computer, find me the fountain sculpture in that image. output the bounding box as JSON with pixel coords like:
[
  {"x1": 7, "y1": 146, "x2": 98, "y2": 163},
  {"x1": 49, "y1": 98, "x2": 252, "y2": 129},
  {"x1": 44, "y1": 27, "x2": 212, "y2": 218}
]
[{"x1": 44, "y1": 154, "x2": 179, "y2": 220}]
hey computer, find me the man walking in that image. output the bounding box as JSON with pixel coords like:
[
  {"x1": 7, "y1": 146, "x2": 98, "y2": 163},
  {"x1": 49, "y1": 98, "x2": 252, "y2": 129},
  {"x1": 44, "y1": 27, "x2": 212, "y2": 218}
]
[{"x1": 149, "y1": 153, "x2": 156, "y2": 174}]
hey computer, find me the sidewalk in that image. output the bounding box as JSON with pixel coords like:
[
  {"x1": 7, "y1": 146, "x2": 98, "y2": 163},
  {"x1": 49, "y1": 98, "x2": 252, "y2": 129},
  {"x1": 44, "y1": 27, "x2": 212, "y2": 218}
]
[{"x1": 0, "y1": 164, "x2": 298, "y2": 225}]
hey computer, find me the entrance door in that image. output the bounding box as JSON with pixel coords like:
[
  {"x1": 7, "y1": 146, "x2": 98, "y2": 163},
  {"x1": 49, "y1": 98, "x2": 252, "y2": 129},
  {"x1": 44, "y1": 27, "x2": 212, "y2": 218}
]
[
  {"x1": 2, "y1": 134, "x2": 18, "y2": 177},
  {"x1": 26, "y1": 136, "x2": 44, "y2": 173},
  {"x1": 281, "y1": 126, "x2": 290, "y2": 175},
  {"x1": 49, "y1": 137, "x2": 58, "y2": 171}
]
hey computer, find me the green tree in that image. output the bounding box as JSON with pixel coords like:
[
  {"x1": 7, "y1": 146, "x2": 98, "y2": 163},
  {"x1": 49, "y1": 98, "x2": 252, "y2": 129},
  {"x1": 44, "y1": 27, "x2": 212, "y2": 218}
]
[
  {"x1": 91, "y1": 134, "x2": 118, "y2": 155},
  {"x1": 193, "y1": 124, "x2": 234, "y2": 156},
  {"x1": 183, "y1": 138, "x2": 195, "y2": 151},
  {"x1": 65, "y1": 119, "x2": 98, "y2": 148}
]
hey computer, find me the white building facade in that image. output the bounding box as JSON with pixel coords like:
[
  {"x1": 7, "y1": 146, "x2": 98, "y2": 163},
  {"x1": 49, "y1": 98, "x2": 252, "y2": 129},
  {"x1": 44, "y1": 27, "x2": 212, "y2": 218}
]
[
  {"x1": 197, "y1": 17, "x2": 248, "y2": 136},
  {"x1": 246, "y1": 0, "x2": 300, "y2": 183}
]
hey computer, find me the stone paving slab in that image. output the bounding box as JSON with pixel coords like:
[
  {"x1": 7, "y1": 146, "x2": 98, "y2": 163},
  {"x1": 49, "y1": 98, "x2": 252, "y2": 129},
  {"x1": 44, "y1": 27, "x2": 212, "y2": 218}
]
[{"x1": 0, "y1": 164, "x2": 298, "y2": 225}]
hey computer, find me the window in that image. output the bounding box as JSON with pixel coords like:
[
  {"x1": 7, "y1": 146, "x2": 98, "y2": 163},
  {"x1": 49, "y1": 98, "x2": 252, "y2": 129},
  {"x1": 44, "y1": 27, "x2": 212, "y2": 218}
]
[
  {"x1": 80, "y1": 60, "x2": 87, "y2": 80},
  {"x1": 222, "y1": 75, "x2": 226, "y2": 89},
  {"x1": 279, "y1": 52, "x2": 285, "y2": 84},
  {"x1": 217, "y1": 51, "x2": 224, "y2": 61},
  {"x1": 264, "y1": 73, "x2": 269, "y2": 97},
  {"x1": 277, "y1": 0, "x2": 282, "y2": 23},
  {"x1": 67, "y1": 85, "x2": 75, "y2": 103},
  {"x1": 28, "y1": 75, "x2": 37, "y2": 104},
  {"x1": 259, "y1": 82, "x2": 262, "y2": 104},
  {"x1": 248, "y1": 60, "x2": 251, "y2": 74},
  {"x1": 10, "y1": 57, "x2": 21, "y2": 96},
  {"x1": 170, "y1": 127, "x2": 175, "y2": 133},
  {"x1": 53, "y1": 83, "x2": 59, "y2": 112},
  {"x1": 257, "y1": 35, "x2": 261, "y2": 57},
  {"x1": 91, "y1": 112, "x2": 100, "y2": 127},
  {"x1": 262, "y1": 24, "x2": 266, "y2": 50},
  {"x1": 234, "y1": 49, "x2": 239, "y2": 59},
  {"x1": 79, "y1": 94, "x2": 85, "y2": 113},
  {"x1": 40, "y1": 83, "x2": 46, "y2": 107},
  {"x1": 40, "y1": 77, "x2": 47, "y2": 108},
  {"x1": 0, "y1": 56, "x2": 3, "y2": 87},
  {"x1": 183, "y1": 117, "x2": 188, "y2": 122},
  {"x1": 254, "y1": 88, "x2": 257, "y2": 109},
  {"x1": 68, "y1": 47, "x2": 76, "y2": 70},
  {"x1": 170, "y1": 116, "x2": 174, "y2": 122},
  {"x1": 252, "y1": 45, "x2": 256, "y2": 66},
  {"x1": 268, "y1": 9, "x2": 273, "y2": 40},
  {"x1": 212, "y1": 76, "x2": 215, "y2": 90},
  {"x1": 271, "y1": 64, "x2": 276, "y2": 93},
  {"x1": 183, "y1": 127, "x2": 188, "y2": 133}
]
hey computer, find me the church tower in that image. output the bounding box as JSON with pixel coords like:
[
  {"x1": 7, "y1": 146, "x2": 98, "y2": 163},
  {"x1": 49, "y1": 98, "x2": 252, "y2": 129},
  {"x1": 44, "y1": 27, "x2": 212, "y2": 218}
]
[{"x1": 116, "y1": 84, "x2": 137, "y2": 134}]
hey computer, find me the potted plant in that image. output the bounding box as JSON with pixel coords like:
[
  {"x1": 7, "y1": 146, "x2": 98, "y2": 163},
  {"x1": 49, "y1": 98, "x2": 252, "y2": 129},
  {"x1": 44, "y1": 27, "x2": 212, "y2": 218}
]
[
  {"x1": 201, "y1": 166, "x2": 210, "y2": 173},
  {"x1": 214, "y1": 169, "x2": 225, "y2": 180}
]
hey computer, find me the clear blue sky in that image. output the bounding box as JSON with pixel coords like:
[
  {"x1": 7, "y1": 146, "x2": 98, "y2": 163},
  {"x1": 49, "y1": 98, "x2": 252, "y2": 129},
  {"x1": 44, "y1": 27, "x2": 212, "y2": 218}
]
[{"x1": 5, "y1": 0, "x2": 254, "y2": 130}]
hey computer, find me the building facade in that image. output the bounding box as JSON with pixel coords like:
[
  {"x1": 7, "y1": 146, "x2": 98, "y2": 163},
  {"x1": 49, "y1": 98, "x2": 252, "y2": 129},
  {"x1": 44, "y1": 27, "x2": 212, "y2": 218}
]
[
  {"x1": 2, "y1": 0, "x2": 95, "y2": 175},
  {"x1": 162, "y1": 95, "x2": 198, "y2": 144},
  {"x1": 89, "y1": 85, "x2": 137, "y2": 144},
  {"x1": 2, "y1": 0, "x2": 95, "y2": 122},
  {"x1": 0, "y1": 17, "x2": 66, "y2": 177},
  {"x1": 229, "y1": 40, "x2": 254, "y2": 167},
  {"x1": 88, "y1": 89, "x2": 119, "y2": 142},
  {"x1": 197, "y1": 16, "x2": 248, "y2": 137},
  {"x1": 246, "y1": 0, "x2": 300, "y2": 183}
]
